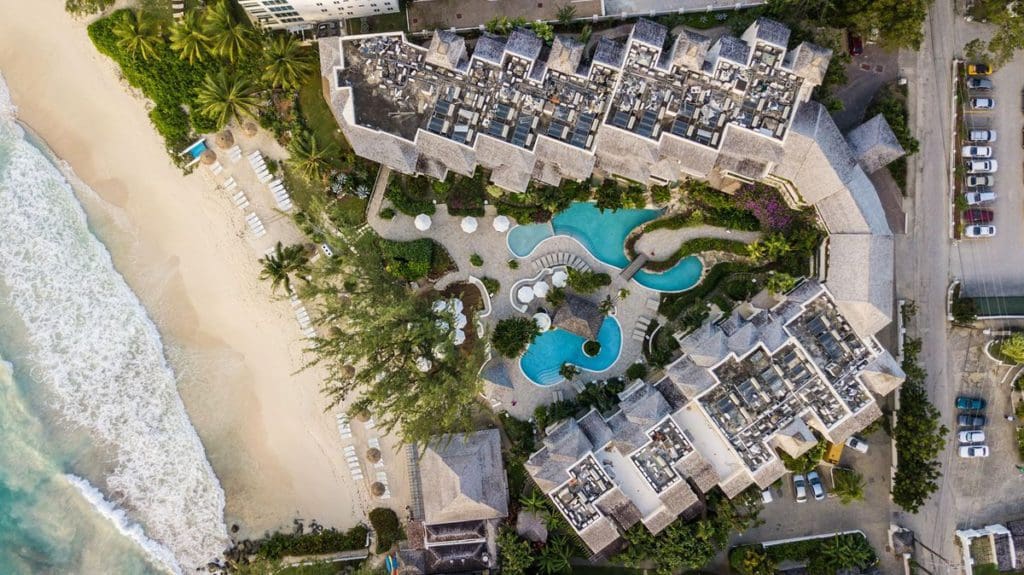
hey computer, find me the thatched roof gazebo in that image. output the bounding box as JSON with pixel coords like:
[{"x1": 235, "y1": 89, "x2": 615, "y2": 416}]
[
  {"x1": 371, "y1": 482, "x2": 387, "y2": 497},
  {"x1": 551, "y1": 295, "x2": 604, "y2": 340},
  {"x1": 215, "y1": 129, "x2": 234, "y2": 149},
  {"x1": 366, "y1": 448, "x2": 381, "y2": 463},
  {"x1": 200, "y1": 149, "x2": 217, "y2": 165},
  {"x1": 243, "y1": 121, "x2": 258, "y2": 137}
]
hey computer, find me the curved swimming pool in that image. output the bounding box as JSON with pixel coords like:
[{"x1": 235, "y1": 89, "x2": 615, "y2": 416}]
[
  {"x1": 520, "y1": 316, "x2": 622, "y2": 386},
  {"x1": 507, "y1": 202, "x2": 704, "y2": 292}
]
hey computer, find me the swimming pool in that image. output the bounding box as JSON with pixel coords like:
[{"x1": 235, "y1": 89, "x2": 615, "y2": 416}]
[
  {"x1": 507, "y1": 202, "x2": 704, "y2": 292},
  {"x1": 520, "y1": 316, "x2": 622, "y2": 386},
  {"x1": 189, "y1": 141, "x2": 209, "y2": 159}
]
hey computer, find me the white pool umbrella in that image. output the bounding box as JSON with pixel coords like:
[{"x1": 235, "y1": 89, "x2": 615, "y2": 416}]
[
  {"x1": 432, "y1": 300, "x2": 447, "y2": 313},
  {"x1": 461, "y1": 216, "x2": 478, "y2": 233},
  {"x1": 414, "y1": 213, "x2": 432, "y2": 231},
  {"x1": 532, "y1": 281, "x2": 550, "y2": 298},
  {"x1": 453, "y1": 329, "x2": 466, "y2": 345},
  {"x1": 551, "y1": 270, "x2": 568, "y2": 287},
  {"x1": 435, "y1": 319, "x2": 451, "y2": 332},
  {"x1": 533, "y1": 312, "x2": 552, "y2": 331},
  {"x1": 454, "y1": 313, "x2": 468, "y2": 329},
  {"x1": 416, "y1": 356, "x2": 432, "y2": 372},
  {"x1": 492, "y1": 215, "x2": 511, "y2": 232},
  {"x1": 451, "y1": 299, "x2": 464, "y2": 313},
  {"x1": 517, "y1": 286, "x2": 535, "y2": 303}
]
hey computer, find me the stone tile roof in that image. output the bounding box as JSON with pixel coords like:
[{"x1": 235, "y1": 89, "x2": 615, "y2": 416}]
[
  {"x1": 593, "y1": 37, "x2": 626, "y2": 68},
  {"x1": 815, "y1": 167, "x2": 891, "y2": 235},
  {"x1": 525, "y1": 419, "x2": 595, "y2": 491},
  {"x1": 715, "y1": 35, "x2": 752, "y2": 65},
  {"x1": 426, "y1": 31, "x2": 466, "y2": 70},
  {"x1": 632, "y1": 18, "x2": 668, "y2": 48},
  {"x1": 548, "y1": 36, "x2": 585, "y2": 75},
  {"x1": 826, "y1": 234, "x2": 894, "y2": 337},
  {"x1": 783, "y1": 42, "x2": 832, "y2": 86},
  {"x1": 720, "y1": 471, "x2": 754, "y2": 498},
  {"x1": 675, "y1": 452, "x2": 721, "y2": 493},
  {"x1": 473, "y1": 34, "x2": 507, "y2": 64},
  {"x1": 669, "y1": 29, "x2": 711, "y2": 72},
  {"x1": 578, "y1": 517, "x2": 621, "y2": 554},
  {"x1": 752, "y1": 17, "x2": 790, "y2": 48},
  {"x1": 595, "y1": 487, "x2": 642, "y2": 530},
  {"x1": 419, "y1": 430, "x2": 509, "y2": 525},
  {"x1": 506, "y1": 29, "x2": 543, "y2": 60},
  {"x1": 845, "y1": 113, "x2": 906, "y2": 174}
]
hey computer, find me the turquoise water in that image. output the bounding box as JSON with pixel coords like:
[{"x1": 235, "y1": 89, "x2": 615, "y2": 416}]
[
  {"x1": 0, "y1": 75, "x2": 226, "y2": 573},
  {"x1": 520, "y1": 316, "x2": 622, "y2": 385}
]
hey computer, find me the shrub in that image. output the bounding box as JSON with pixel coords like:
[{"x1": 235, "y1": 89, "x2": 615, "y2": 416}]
[
  {"x1": 379, "y1": 239, "x2": 434, "y2": 280},
  {"x1": 559, "y1": 363, "x2": 581, "y2": 380},
  {"x1": 951, "y1": 285, "x2": 978, "y2": 325},
  {"x1": 778, "y1": 437, "x2": 826, "y2": 474},
  {"x1": 469, "y1": 253, "x2": 484, "y2": 267},
  {"x1": 385, "y1": 175, "x2": 435, "y2": 215},
  {"x1": 446, "y1": 172, "x2": 487, "y2": 217},
  {"x1": 256, "y1": 525, "x2": 368, "y2": 560},
  {"x1": 625, "y1": 362, "x2": 648, "y2": 381},
  {"x1": 379, "y1": 207, "x2": 396, "y2": 219},
  {"x1": 369, "y1": 508, "x2": 403, "y2": 553},
  {"x1": 480, "y1": 276, "x2": 500, "y2": 296},
  {"x1": 594, "y1": 180, "x2": 624, "y2": 212},
  {"x1": 729, "y1": 545, "x2": 776, "y2": 575},
  {"x1": 735, "y1": 184, "x2": 800, "y2": 231},
  {"x1": 507, "y1": 259, "x2": 520, "y2": 269},
  {"x1": 583, "y1": 340, "x2": 601, "y2": 356},
  {"x1": 566, "y1": 268, "x2": 611, "y2": 294},
  {"x1": 651, "y1": 185, "x2": 672, "y2": 204},
  {"x1": 66, "y1": 0, "x2": 114, "y2": 16},
  {"x1": 493, "y1": 317, "x2": 541, "y2": 357}
]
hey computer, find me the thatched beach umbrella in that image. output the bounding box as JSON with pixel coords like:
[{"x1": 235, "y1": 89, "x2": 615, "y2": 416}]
[
  {"x1": 366, "y1": 448, "x2": 381, "y2": 463},
  {"x1": 243, "y1": 121, "x2": 258, "y2": 137},
  {"x1": 371, "y1": 482, "x2": 386, "y2": 497},
  {"x1": 341, "y1": 364, "x2": 355, "y2": 379},
  {"x1": 200, "y1": 149, "x2": 217, "y2": 165},
  {"x1": 353, "y1": 407, "x2": 371, "y2": 422},
  {"x1": 215, "y1": 129, "x2": 234, "y2": 149}
]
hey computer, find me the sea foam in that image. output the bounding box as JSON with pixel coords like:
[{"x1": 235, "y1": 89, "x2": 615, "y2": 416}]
[{"x1": 0, "y1": 72, "x2": 229, "y2": 571}]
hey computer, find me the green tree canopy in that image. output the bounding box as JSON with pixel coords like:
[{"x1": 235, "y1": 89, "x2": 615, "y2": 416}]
[
  {"x1": 195, "y1": 69, "x2": 261, "y2": 129},
  {"x1": 203, "y1": 0, "x2": 257, "y2": 63},
  {"x1": 169, "y1": 10, "x2": 210, "y2": 64},
  {"x1": 492, "y1": 317, "x2": 541, "y2": 358},
  {"x1": 999, "y1": 334, "x2": 1024, "y2": 364},
  {"x1": 566, "y1": 268, "x2": 611, "y2": 294},
  {"x1": 832, "y1": 468, "x2": 866, "y2": 504},
  {"x1": 262, "y1": 34, "x2": 316, "y2": 90},
  {"x1": 497, "y1": 528, "x2": 535, "y2": 575},
  {"x1": 288, "y1": 131, "x2": 336, "y2": 182},
  {"x1": 259, "y1": 242, "x2": 310, "y2": 294},
  {"x1": 113, "y1": 10, "x2": 162, "y2": 61}
]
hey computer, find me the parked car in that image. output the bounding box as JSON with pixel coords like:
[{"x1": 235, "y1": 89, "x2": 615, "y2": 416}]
[
  {"x1": 967, "y1": 77, "x2": 994, "y2": 90},
  {"x1": 967, "y1": 130, "x2": 997, "y2": 142},
  {"x1": 958, "y1": 430, "x2": 986, "y2": 443},
  {"x1": 971, "y1": 97, "x2": 996, "y2": 109},
  {"x1": 807, "y1": 471, "x2": 825, "y2": 501},
  {"x1": 964, "y1": 190, "x2": 997, "y2": 205},
  {"x1": 964, "y1": 225, "x2": 997, "y2": 238},
  {"x1": 847, "y1": 32, "x2": 864, "y2": 56},
  {"x1": 761, "y1": 489, "x2": 774, "y2": 504},
  {"x1": 966, "y1": 159, "x2": 998, "y2": 173},
  {"x1": 793, "y1": 474, "x2": 807, "y2": 503},
  {"x1": 967, "y1": 63, "x2": 992, "y2": 75},
  {"x1": 963, "y1": 209, "x2": 994, "y2": 224},
  {"x1": 962, "y1": 146, "x2": 993, "y2": 158},
  {"x1": 958, "y1": 414, "x2": 987, "y2": 427},
  {"x1": 845, "y1": 436, "x2": 869, "y2": 453},
  {"x1": 966, "y1": 174, "x2": 994, "y2": 187},
  {"x1": 959, "y1": 445, "x2": 990, "y2": 458},
  {"x1": 956, "y1": 396, "x2": 987, "y2": 410}
]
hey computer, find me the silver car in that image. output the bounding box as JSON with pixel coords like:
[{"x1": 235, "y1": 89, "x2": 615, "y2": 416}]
[
  {"x1": 966, "y1": 175, "x2": 994, "y2": 187},
  {"x1": 964, "y1": 191, "x2": 996, "y2": 205},
  {"x1": 807, "y1": 471, "x2": 825, "y2": 501},
  {"x1": 958, "y1": 430, "x2": 986, "y2": 443},
  {"x1": 959, "y1": 445, "x2": 989, "y2": 458},
  {"x1": 962, "y1": 146, "x2": 993, "y2": 158},
  {"x1": 793, "y1": 474, "x2": 807, "y2": 503}
]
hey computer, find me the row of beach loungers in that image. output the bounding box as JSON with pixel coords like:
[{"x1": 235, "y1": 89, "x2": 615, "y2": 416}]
[
  {"x1": 632, "y1": 316, "x2": 652, "y2": 342},
  {"x1": 246, "y1": 213, "x2": 266, "y2": 238},
  {"x1": 335, "y1": 412, "x2": 391, "y2": 497},
  {"x1": 343, "y1": 445, "x2": 364, "y2": 481},
  {"x1": 289, "y1": 293, "x2": 317, "y2": 339},
  {"x1": 248, "y1": 151, "x2": 294, "y2": 212},
  {"x1": 531, "y1": 253, "x2": 592, "y2": 273}
]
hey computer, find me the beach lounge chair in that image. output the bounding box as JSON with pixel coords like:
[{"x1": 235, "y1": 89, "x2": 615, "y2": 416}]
[
  {"x1": 209, "y1": 162, "x2": 223, "y2": 175},
  {"x1": 365, "y1": 417, "x2": 375, "y2": 430},
  {"x1": 304, "y1": 328, "x2": 317, "y2": 338},
  {"x1": 227, "y1": 145, "x2": 242, "y2": 162}
]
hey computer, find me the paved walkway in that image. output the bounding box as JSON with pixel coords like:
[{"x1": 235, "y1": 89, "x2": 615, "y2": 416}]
[
  {"x1": 633, "y1": 225, "x2": 761, "y2": 261},
  {"x1": 365, "y1": 170, "x2": 666, "y2": 418}
]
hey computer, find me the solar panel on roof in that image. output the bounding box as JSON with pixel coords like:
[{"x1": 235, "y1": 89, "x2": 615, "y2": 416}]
[
  {"x1": 488, "y1": 122, "x2": 506, "y2": 138},
  {"x1": 428, "y1": 116, "x2": 445, "y2": 134},
  {"x1": 637, "y1": 109, "x2": 658, "y2": 138},
  {"x1": 611, "y1": 110, "x2": 630, "y2": 129},
  {"x1": 436, "y1": 100, "x2": 451, "y2": 115},
  {"x1": 670, "y1": 120, "x2": 688, "y2": 137}
]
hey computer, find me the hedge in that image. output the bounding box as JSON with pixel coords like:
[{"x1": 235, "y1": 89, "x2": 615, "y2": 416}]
[
  {"x1": 379, "y1": 238, "x2": 435, "y2": 280},
  {"x1": 256, "y1": 525, "x2": 368, "y2": 560},
  {"x1": 644, "y1": 237, "x2": 748, "y2": 272},
  {"x1": 369, "y1": 508, "x2": 403, "y2": 553}
]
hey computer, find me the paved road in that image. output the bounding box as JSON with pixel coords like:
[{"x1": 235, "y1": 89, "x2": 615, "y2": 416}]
[{"x1": 894, "y1": 0, "x2": 962, "y2": 572}]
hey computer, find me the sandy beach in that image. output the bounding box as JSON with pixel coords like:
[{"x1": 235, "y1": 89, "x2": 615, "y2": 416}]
[{"x1": 0, "y1": 0, "x2": 364, "y2": 540}]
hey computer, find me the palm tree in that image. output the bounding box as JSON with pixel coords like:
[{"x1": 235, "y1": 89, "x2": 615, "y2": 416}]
[
  {"x1": 762, "y1": 233, "x2": 792, "y2": 259},
  {"x1": 812, "y1": 534, "x2": 876, "y2": 573},
  {"x1": 259, "y1": 242, "x2": 310, "y2": 294},
  {"x1": 536, "y1": 536, "x2": 572, "y2": 575},
  {"x1": 556, "y1": 3, "x2": 577, "y2": 24},
  {"x1": 195, "y1": 70, "x2": 261, "y2": 129},
  {"x1": 288, "y1": 132, "x2": 336, "y2": 182},
  {"x1": 832, "y1": 468, "x2": 865, "y2": 504},
  {"x1": 170, "y1": 10, "x2": 210, "y2": 64},
  {"x1": 113, "y1": 10, "x2": 161, "y2": 61},
  {"x1": 262, "y1": 34, "x2": 315, "y2": 90},
  {"x1": 766, "y1": 272, "x2": 798, "y2": 295},
  {"x1": 203, "y1": 1, "x2": 256, "y2": 63},
  {"x1": 518, "y1": 490, "x2": 550, "y2": 515}
]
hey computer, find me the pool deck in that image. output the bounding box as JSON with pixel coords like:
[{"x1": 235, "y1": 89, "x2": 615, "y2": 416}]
[{"x1": 365, "y1": 169, "x2": 735, "y2": 418}]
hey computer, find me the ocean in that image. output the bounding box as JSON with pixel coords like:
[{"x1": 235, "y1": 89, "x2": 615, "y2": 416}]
[{"x1": 0, "y1": 74, "x2": 228, "y2": 573}]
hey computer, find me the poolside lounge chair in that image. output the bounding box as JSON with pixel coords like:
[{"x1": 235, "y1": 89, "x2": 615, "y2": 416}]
[
  {"x1": 209, "y1": 162, "x2": 223, "y2": 175},
  {"x1": 227, "y1": 145, "x2": 242, "y2": 162}
]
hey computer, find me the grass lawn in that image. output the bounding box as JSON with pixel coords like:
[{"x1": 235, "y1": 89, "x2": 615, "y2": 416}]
[
  {"x1": 362, "y1": 9, "x2": 408, "y2": 33},
  {"x1": 283, "y1": 165, "x2": 321, "y2": 214},
  {"x1": 278, "y1": 560, "x2": 362, "y2": 575},
  {"x1": 298, "y1": 71, "x2": 350, "y2": 155}
]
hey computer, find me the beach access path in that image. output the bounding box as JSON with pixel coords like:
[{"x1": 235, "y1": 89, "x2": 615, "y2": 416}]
[{"x1": 0, "y1": 0, "x2": 366, "y2": 541}]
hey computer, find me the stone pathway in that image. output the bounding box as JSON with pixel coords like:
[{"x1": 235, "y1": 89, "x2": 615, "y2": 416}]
[{"x1": 633, "y1": 225, "x2": 761, "y2": 261}]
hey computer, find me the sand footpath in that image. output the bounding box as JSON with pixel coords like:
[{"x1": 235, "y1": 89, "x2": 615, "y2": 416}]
[{"x1": 0, "y1": 1, "x2": 363, "y2": 539}]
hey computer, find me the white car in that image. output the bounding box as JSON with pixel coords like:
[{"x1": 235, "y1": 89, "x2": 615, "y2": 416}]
[
  {"x1": 970, "y1": 97, "x2": 995, "y2": 109},
  {"x1": 962, "y1": 146, "x2": 993, "y2": 158},
  {"x1": 964, "y1": 191, "x2": 996, "y2": 205},
  {"x1": 964, "y1": 225, "x2": 996, "y2": 238},
  {"x1": 966, "y1": 175, "x2": 994, "y2": 187},
  {"x1": 958, "y1": 430, "x2": 986, "y2": 443},
  {"x1": 966, "y1": 159, "x2": 998, "y2": 173},
  {"x1": 845, "y1": 436, "x2": 869, "y2": 453},
  {"x1": 807, "y1": 471, "x2": 825, "y2": 501},
  {"x1": 959, "y1": 445, "x2": 990, "y2": 458},
  {"x1": 793, "y1": 473, "x2": 807, "y2": 503},
  {"x1": 967, "y1": 130, "x2": 997, "y2": 142}
]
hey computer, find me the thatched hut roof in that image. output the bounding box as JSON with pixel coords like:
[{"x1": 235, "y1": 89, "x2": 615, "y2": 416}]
[
  {"x1": 243, "y1": 121, "x2": 258, "y2": 137},
  {"x1": 215, "y1": 129, "x2": 234, "y2": 149},
  {"x1": 371, "y1": 482, "x2": 386, "y2": 496},
  {"x1": 367, "y1": 448, "x2": 381, "y2": 463},
  {"x1": 551, "y1": 295, "x2": 603, "y2": 340},
  {"x1": 200, "y1": 149, "x2": 217, "y2": 165}
]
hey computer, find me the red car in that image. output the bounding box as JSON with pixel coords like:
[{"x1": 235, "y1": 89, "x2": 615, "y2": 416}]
[
  {"x1": 847, "y1": 32, "x2": 864, "y2": 56},
  {"x1": 963, "y1": 208, "x2": 994, "y2": 224}
]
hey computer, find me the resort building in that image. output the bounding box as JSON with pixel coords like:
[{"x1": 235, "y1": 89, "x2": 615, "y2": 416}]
[
  {"x1": 524, "y1": 280, "x2": 904, "y2": 554},
  {"x1": 401, "y1": 429, "x2": 509, "y2": 573},
  {"x1": 956, "y1": 521, "x2": 1024, "y2": 575},
  {"x1": 238, "y1": 0, "x2": 398, "y2": 30},
  {"x1": 319, "y1": 17, "x2": 903, "y2": 339}
]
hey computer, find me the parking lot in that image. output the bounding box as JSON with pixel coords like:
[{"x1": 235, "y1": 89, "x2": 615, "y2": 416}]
[
  {"x1": 954, "y1": 56, "x2": 1024, "y2": 298},
  {"x1": 722, "y1": 427, "x2": 902, "y2": 574}
]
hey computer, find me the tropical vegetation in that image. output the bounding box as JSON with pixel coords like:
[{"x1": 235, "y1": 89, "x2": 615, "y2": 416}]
[
  {"x1": 995, "y1": 333, "x2": 1024, "y2": 365},
  {"x1": 195, "y1": 69, "x2": 261, "y2": 129},
  {"x1": 832, "y1": 467, "x2": 866, "y2": 504},
  {"x1": 566, "y1": 269, "x2": 611, "y2": 294},
  {"x1": 732, "y1": 532, "x2": 877, "y2": 575},
  {"x1": 259, "y1": 242, "x2": 310, "y2": 295},
  {"x1": 492, "y1": 317, "x2": 541, "y2": 358},
  {"x1": 368, "y1": 507, "x2": 403, "y2": 553}
]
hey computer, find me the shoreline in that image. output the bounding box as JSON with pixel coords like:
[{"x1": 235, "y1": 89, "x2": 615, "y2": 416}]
[{"x1": 0, "y1": 0, "x2": 361, "y2": 548}]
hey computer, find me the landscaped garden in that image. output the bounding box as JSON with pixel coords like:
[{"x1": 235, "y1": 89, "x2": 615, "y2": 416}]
[{"x1": 730, "y1": 532, "x2": 878, "y2": 575}]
